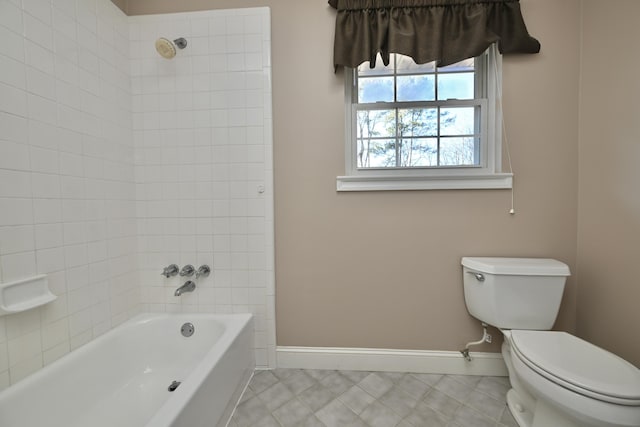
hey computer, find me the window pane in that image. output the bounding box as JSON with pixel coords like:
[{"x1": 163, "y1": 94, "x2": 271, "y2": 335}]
[
  {"x1": 358, "y1": 76, "x2": 394, "y2": 103},
  {"x1": 396, "y1": 55, "x2": 436, "y2": 74},
  {"x1": 398, "y1": 108, "x2": 438, "y2": 137},
  {"x1": 438, "y1": 58, "x2": 474, "y2": 73},
  {"x1": 440, "y1": 107, "x2": 476, "y2": 136},
  {"x1": 400, "y1": 138, "x2": 438, "y2": 167},
  {"x1": 437, "y1": 73, "x2": 475, "y2": 100},
  {"x1": 357, "y1": 110, "x2": 395, "y2": 138},
  {"x1": 397, "y1": 75, "x2": 435, "y2": 102},
  {"x1": 357, "y1": 139, "x2": 396, "y2": 168},
  {"x1": 439, "y1": 137, "x2": 479, "y2": 166},
  {"x1": 358, "y1": 53, "x2": 394, "y2": 76}
]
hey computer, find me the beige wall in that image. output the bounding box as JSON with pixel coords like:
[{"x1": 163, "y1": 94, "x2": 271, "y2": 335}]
[
  {"x1": 123, "y1": 0, "x2": 581, "y2": 353},
  {"x1": 577, "y1": 1, "x2": 640, "y2": 367},
  {"x1": 111, "y1": 0, "x2": 127, "y2": 13}
]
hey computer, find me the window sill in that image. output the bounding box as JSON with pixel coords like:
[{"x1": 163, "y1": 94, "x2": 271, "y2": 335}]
[{"x1": 336, "y1": 173, "x2": 513, "y2": 192}]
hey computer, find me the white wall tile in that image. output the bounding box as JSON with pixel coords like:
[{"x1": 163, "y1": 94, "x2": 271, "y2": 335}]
[
  {"x1": 0, "y1": 25, "x2": 25, "y2": 62},
  {"x1": 0, "y1": 199, "x2": 34, "y2": 226},
  {"x1": 31, "y1": 173, "x2": 61, "y2": 198},
  {"x1": 0, "y1": 55, "x2": 27, "y2": 90},
  {"x1": 27, "y1": 94, "x2": 58, "y2": 126},
  {"x1": 33, "y1": 199, "x2": 62, "y2": 224},
  {"x1": 8, "y1": 354, "x2": 42, "y2": 384},
  {"x1": 41, "y1": 318, "x2": 69, "y2": 351},
  {"x1": 24, "y1": 12, "x2": 54, "y2": 51},
  {"x1": 0, "y1": 343, "x2": 8, "y2": 373},
  {"x1": 0, "y1": 4, "x2": 273, "y2": 389},
  {"x1": 26, "y1": 67, "x2": 57, "y2": 100},
  {"x1": 0, "y1": 1, "x2": 23, "y2": 34},
  {"x1": 28, "y1": 119, "x2": 58, "y2": 150},
  {"x1": 35, "y1": 224, "x2": 64, "y2": 250},
  {"x1": 8, "y1": 330, "x2": 42, "y2": 366},
  {"x1": 0, "y1": 113, "x2": 28, "y2": 145},
  {"x1": 0, "y1": 170, "x2": 32, "y2": 198},
  {"x1": 0, "y1": 226, "x2": 35, "y2": 255},
  {"x1": 0, "y1": 83, "x2": 28, "y2": 117},
  {"x1": 25, "y1": 40, "x2": 55, "y2": 75},
  {"x1": 36, "y1": 247, "x2": 65, "y2": 274},
  {"x1": 30, "y1": 146, "x2": 60, "y2": 174},
  {"x1": 43, "y1": 341, "x2": 70, "y2": 365}
]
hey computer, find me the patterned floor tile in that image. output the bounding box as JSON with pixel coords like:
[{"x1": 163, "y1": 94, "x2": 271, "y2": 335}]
[
  {"x1": 433, "y1": 375, "x2": 474, "y2": 402},
  {"x1": 315, "y1": 398, "x2": 361, "y2": 427},
  {"x1": 272, "y1": 397, "x2": 313, "y2": 427},
  {"x1": 249, "y1": 370, "x2": 280, "y2": 394},
  {"x1": 337, "y1": 385, "x2": 376, "y2": 415},
  {"x1": 279, "y1": 369, "x2": 317, "y2": 395},
  {"x1": 396, "y1": 374, "x2": 431, "y2": 400},
  {"x1": 229, "y1": 369, "x2": 513, "y2": 427},
  {"x1": 450, "y1": 404, "x2": 497, "y2": 427},
  {"x1": 360, "y1": 401, "x2": 402, "y2": 427},
  {"x1": 378, "y1": 386, "x2": 419, "y2": 418},
  {"x1": 476, "y1": 376, "x2": 510, "y2": 402},
  {"x1": 233, "y1": 395, "x2": 271, "y2": 427},
  {"x1": 358, "y1": 372, "x2": 395, "y2": 399},
  {"x1": 257, "y1": 382, "x2": 295, "y2": 412},
  {"x1": 340, "y1": 370, "x2": 372, "y2": 383},
  {"x1": 319, "y1": 371, "x2": 355, "y2": 395},
  {"x1": 403, "y1": 400, "x2": 449, "y2": 427},
  {"x1": 298, "y1": 383, "x2": 336, "y2": 412},
  {"x1": 463, "y1": 387, "x2": 506, "y2": 421},
  {"x1": 421, "y1": 388, "x2": 461, "y2": 419}
]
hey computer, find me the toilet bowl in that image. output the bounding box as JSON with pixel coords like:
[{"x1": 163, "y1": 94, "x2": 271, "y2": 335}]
[
  {"x1": 461, "y1": 257, "x2": 640, "y2": 427},
  {"x1": 502, "y1": 330, "x2": 640, "y2": 427}
]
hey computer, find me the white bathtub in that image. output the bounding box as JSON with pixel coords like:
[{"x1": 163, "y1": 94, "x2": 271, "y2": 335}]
[{"x1": 0, "y1": 313, "x2": 254, "y2": 427}]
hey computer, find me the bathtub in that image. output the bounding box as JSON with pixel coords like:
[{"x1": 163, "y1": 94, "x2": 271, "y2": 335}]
[{"x1": 0, "y1": 313, "x2": 254, "y2": 427}]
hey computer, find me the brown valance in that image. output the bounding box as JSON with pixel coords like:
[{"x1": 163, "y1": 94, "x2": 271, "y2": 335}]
[{"x1": 329, "y1": 0, "x2": 540, "y2": 69}]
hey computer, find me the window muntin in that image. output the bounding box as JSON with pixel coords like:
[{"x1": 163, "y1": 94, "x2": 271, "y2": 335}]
[{"x1": 349, "y1": 53, "x2": 486, "y2": 171}]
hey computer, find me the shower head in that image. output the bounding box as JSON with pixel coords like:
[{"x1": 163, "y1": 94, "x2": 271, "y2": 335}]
[{"x1": 155, "y1": 37, "x2": 188, "y2": 59}]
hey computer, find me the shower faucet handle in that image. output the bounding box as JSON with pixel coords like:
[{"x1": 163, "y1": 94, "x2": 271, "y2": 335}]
[
  {"x1": 179, "y1": 264, "x2": 195, "y2": 277},
  {"x1": 161, "y1": 264, "x2": 179, "y2": 278},
  {"x1": 195, "y1": 265, "x2": 210, "y2": 279}
]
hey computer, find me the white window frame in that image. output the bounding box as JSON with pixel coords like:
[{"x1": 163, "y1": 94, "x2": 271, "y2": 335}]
[{"x1": 337, "y1": 46, "x2": 512, "y2": 191}]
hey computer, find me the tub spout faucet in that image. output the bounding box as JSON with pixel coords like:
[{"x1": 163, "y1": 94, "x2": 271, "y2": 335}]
[
  {"x1": 162, "y1": 264, "x2": 179, "y2": 278},
  {"x1": 175, "y1": 280, "x2": 196, "y2": 296}
]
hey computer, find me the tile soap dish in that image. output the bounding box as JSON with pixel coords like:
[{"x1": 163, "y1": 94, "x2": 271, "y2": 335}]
[{"x1": 0, "y1": 274, "x2": 57, "y2": 316}]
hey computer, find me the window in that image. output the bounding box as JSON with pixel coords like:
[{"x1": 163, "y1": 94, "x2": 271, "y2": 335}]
[{"x1": 338, "y1": 46, "x2": 513, "y2": 191}]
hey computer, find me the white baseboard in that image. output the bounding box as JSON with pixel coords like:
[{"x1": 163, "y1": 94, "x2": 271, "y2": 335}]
[{"x1": 277, "y1": 346, "x2": 508, "y2": 377}]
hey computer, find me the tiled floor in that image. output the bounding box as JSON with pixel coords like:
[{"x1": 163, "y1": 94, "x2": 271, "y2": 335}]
[{"x1": 229, "y1": 369, "x2": 518, "y2": 427}]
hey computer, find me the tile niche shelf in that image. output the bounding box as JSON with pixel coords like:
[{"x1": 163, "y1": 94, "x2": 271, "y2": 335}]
[{"x1": 0, "y1": 274, "x2": 57, "y2": 316}]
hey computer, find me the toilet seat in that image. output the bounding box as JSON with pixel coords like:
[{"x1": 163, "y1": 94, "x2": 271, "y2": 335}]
[{"x1": 510, "y1": 330, "x2": 640, "y2": 406}]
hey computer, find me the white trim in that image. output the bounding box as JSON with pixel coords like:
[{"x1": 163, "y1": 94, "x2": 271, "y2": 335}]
[
  {"x1": 337, "y1": 173, "x2": 513, "y2": 191},
  {"x1": 341, "y1": 47, "x2": 508, "y2": 192},
  {"x1": 277, "y1": 346, "x2": 508, "y2": 377}
]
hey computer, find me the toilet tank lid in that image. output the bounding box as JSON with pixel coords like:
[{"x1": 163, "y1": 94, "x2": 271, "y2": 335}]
[{"x1": 461, "y1": 257, "x2": 571, "y2": 276}]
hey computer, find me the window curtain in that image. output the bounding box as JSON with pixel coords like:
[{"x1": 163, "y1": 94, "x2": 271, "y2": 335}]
[{"x1": 329, "y1": 0, "x2": 540, "y2": 69}]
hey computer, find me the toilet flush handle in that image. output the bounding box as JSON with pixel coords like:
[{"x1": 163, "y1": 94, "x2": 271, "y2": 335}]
[{"x1": 467, "y1": 271, "x2": 485, "y2": 282}]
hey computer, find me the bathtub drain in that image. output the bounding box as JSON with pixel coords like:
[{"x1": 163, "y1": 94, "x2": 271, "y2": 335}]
[
  {"x1": 181, "y1": 322, "x2": 195, "y2": 337},
  {"x1": 168, "y1": 380, "x2": 181, "y2": 392}
]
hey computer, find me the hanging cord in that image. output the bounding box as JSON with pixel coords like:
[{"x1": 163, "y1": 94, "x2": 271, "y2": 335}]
[{"x1": 492, "y1": 51, "x2": 515, "y2": 215}]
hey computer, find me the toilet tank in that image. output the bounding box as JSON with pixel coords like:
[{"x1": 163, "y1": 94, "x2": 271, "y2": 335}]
[{"x1": 461, "y1": 257, "x2": 571, "y2": 330}]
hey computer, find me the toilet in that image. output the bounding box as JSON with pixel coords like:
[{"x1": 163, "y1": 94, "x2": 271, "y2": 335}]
[{"x1": 461, "y1": 257, "x2": 640, "y2": 427}]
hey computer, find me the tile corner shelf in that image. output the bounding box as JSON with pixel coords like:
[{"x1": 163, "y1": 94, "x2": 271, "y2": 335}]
[{"x1": 0, "y1": 274, "x2": 57, "y2": 316}]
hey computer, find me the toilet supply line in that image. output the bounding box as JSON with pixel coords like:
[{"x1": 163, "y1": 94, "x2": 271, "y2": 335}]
[{"x1": 460, "y1": 322, "x2": 492, "y2": 362}]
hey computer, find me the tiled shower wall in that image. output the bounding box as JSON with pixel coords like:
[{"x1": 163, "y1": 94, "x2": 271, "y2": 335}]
[
  {"x1": 130, "y1": 9, "x2": 275, "y2": 368},
  {"x1": 0, "y1": 0, "x2": 137, "y2": 388},
  {"x1": 0, "y1": 2, "x2": 274, "y2": 389}
]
